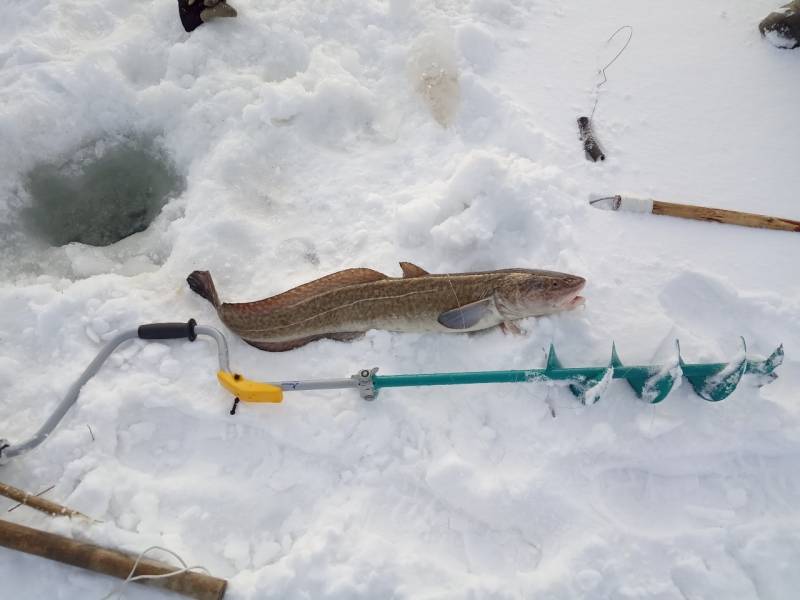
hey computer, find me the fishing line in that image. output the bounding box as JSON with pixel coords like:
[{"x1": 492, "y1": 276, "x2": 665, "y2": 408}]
[
  {"x1": 101, "y1": 545, "x2": 210, "y2": 599},
  {"x1": 445, "y1": 275, "x2": 467, "y2": 330},
  {"x1": 578, "y1": 25, "x2": 633, "y2": 162},
  {"x1": 590, "y1": 25, "x2": 634, "y2": 120}
]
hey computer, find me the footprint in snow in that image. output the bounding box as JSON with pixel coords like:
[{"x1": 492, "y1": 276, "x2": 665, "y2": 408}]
[{"x1": 407, "y1": 31, "x2": 461, "y2": 128}]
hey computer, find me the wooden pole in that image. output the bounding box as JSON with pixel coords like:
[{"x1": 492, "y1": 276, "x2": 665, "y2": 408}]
[
  {"x1": 0, "y1": 519, "x2": 226, "y2": 600},
  {"x1": 651, "y1": 200, "x2": 800, "y2": 232},
  {"x1": 0, "y1": 482, "x2": 90, "y2": 521}
]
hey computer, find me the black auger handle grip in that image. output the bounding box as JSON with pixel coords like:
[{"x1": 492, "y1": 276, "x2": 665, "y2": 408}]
[
  {"x1": 578, "y1": 116, "x2": 605, "y2": 162},
  {"x1": 137, "y1": 319, "x2": 197, "y2": 341}
]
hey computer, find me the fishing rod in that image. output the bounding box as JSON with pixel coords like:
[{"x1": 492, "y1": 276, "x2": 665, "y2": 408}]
[
  {"x1": 0, "y1": 320, "x2": 783, "y2": 464},
  {"x1": 590, "y1": 194, "x2": 800, "y2": 233}
]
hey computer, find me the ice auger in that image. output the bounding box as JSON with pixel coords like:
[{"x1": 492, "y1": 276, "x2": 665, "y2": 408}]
[
  {"x1": 256, "y1": 339, "x2": 782, "y2": 405},
  {"x1": 0, "y1": 321, "x2": 783, "y2": 464}
]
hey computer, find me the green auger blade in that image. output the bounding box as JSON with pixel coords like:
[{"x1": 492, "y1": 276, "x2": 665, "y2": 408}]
[
  {"x1": 746, "y1": 344, "x2": 784, "y2": 382},
  {"x1": 681, "y1": 338, "x2": 747, "y2": 402},
  {"x1": 367, "y1": 341, "x2": 783, "y2": 404},
  {"x1": 545, "y1": 344, "x2": 611, "y2": 405},
  {"x1": 610, "y1": 341, "x2": 680, "y2": 404}
]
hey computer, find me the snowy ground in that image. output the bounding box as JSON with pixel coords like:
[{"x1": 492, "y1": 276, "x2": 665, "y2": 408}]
[{"x1": 1, "y1": 1, "x2": 799, "y2": 598}]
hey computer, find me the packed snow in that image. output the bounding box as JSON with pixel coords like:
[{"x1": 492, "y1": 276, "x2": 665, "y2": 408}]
[{"x1": 1, "y1": 1, "x2": 799, "y2": 598}]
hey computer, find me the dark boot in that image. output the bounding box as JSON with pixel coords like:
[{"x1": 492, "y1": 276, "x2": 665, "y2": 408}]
[
  {"x1": 178, "y1": 0, "x2": 237, "y2": 33},
  {"x1": 759, "y1": 0, "x2": 800, "y2": 48}
]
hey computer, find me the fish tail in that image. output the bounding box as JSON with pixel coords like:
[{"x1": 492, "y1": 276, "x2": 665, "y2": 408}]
[{"x1": 187, "y1": 270, "x2": 221, "y2": 308}]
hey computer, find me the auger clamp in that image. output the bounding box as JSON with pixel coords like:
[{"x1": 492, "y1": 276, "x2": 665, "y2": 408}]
[{"x1": 353, "y1": 368, "x2": 379, "y2": 401}]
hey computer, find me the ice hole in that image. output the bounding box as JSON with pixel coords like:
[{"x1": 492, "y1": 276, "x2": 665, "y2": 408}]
[{"x1": 22, "y1": 138, "x2": 184, "y2": 247}]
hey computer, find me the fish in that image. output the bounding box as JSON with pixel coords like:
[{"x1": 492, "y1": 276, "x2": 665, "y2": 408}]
[{"x1": 186, "y1": 263, "x2": 586, "y2": 351}]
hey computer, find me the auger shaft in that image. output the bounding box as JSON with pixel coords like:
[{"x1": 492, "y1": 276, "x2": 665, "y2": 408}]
[
  {"x1": 373, "y1": 363, "x2": 734, "y2": 389},
  {"x1": 368, "y1": 343, "x2": 782, "y2": 404}
]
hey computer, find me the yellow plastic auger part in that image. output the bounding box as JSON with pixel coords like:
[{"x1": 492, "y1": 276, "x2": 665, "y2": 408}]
[{"x1": 217, "y1": 371, "x2": 283, "y2": 403}]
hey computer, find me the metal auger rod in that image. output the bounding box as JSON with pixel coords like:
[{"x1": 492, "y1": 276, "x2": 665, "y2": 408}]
[
  {"x1": 266, "y1": 343, "x2": 783, "y2": 404},
  {"x1": 275, "y1": 379, "x2": 361, "y2": 392},
  {"x1": 373, "y1": 363, "x2": 725, "y2": 388},
  {"x1": 261, "y1": 350, "x2": 781, "y2": 402}
]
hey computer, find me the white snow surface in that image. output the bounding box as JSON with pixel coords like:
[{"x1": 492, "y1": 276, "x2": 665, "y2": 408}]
[{"x1": 2, "y1": 1, "x2": 800, "y2": 598}]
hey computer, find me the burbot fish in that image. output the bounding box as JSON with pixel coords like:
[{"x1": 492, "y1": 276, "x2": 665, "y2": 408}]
[{"x1": 187, "y1": 263, "x2": 586, "y2": 351}]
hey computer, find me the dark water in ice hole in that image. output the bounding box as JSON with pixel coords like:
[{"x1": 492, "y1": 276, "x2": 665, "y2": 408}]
[{"x1": 22, "y1": 141, "x2": 184, "y2": 247}]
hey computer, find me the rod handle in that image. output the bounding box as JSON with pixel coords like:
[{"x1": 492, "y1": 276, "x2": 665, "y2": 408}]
[
  {"x1": 137, "y1": 319, "x2": 197, "y2": 341},
  {"x1": 652, "y1": 200, "x2": 800, "y2": 232},
  {"x1": 578, "y1": 116, "x2": 605, "y2": 162}
]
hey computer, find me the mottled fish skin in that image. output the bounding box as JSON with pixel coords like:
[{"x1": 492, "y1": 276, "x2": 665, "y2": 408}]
[{"x1": 187, "y1": 264, "x2": 585, "y2": 350}]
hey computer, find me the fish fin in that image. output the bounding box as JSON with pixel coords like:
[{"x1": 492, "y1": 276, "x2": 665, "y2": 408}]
[
  {"x1": 467, "y1": 328, "x2": 495, "y2": 338},
  {"x1": 500, "y1": 321, "x2": 525, "y2": 335},
  {"x1": 187, "y1": 271, "x2": 221, "y2": 308},
  {"x1": 326, "y1": 331, "x2": 365, "y2": 342},
  {"x1": 399, "y1": 262, "x2": 430, "y2": 278},
  {"x1": 437, "y1": 297, "x2": 496, "y2": 330},
  {"x1": 245, "y1": 336, "x2": 325, "y2": 352},
  {"x1": 245, "y1": 268, "x2": 387, "y2": 312},
  {"x1": 244, "y1": 332, "x2": 364, "y2": 352}
]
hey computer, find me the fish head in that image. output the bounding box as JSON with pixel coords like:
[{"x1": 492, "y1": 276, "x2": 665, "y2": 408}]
[{"x1": 495, "y1": 270, "x2": 586, "y2": 318}]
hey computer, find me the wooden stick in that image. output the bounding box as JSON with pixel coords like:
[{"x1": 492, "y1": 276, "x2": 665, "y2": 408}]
[
  {"x1": 590, "y1": 195, "x2": 800, "y2": 232},
  {"x1": 0, "y1": 519, "x2": 226, "y2": 600},
  {"x1": 0, "y1": 481, "x2": 90, "y2": 521},
  {"x1": 653, "y1": 200, "x2": 800, "y2": 232}
]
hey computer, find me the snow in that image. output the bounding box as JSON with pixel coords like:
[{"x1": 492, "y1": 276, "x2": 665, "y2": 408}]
[
  {"x1": 1, "y1": 1, "x2": 799, "y2": 598},
  {"x1": 764, "y1": 29, "x2": 798, "y2": 49}
]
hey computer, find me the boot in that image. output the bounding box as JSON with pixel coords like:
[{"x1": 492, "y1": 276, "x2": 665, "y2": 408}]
[
  {"x1": 178, "y1": 0, "x2": 237, "y2": 33},
  {"x1": 759, "y1": 0, "x2": 800, "y2": 48}
]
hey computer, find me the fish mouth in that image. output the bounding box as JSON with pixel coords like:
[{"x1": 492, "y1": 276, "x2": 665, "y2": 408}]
[
  {"x1": 507, "y1": 274, "x2": 586, "y2": 316},
  {"x1": 565, "y1": 295, "x2": 586, "y2": 309},
  {"x1": 557, "y1": 278, "x2": 586, "y2": 310}
]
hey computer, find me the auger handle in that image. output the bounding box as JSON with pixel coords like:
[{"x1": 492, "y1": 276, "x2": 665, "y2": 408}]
[
  {"x1": 138, "y1": 319, "x2": 197, "y2": 341},
  {"x1": 1, "y1": 321, "x2": 230, "y2": 464}
]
